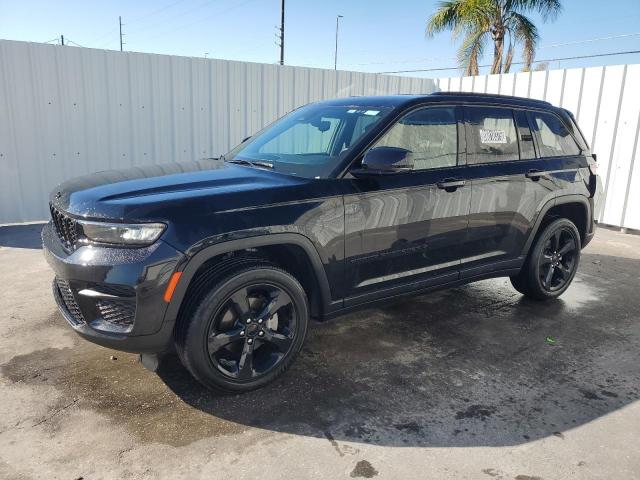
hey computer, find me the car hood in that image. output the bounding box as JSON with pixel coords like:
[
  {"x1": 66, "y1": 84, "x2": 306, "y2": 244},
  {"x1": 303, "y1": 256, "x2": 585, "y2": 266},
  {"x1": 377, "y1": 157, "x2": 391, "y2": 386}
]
[{"x1": 50, "y1": 160, "x2": 308, "y2": 221}]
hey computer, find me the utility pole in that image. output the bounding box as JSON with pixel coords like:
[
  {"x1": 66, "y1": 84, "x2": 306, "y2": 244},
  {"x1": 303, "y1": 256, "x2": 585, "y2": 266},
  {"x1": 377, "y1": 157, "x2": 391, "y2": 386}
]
[
  {"x1": 279, "y1": 0, "x2": 285, "y2": 65},
  {"x1": 334, "y1": 15, "x2": 343, "y2": 70},
  {"x1": 60, "y1": 35, "x2": 65, "y2": 46},
  {"x1": 119, "y1": 16, "x2": 124, "y2": 52}
]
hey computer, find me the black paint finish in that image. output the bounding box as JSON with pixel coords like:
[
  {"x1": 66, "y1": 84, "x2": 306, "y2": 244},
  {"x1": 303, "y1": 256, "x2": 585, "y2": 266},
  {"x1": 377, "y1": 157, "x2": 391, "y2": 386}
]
[{"x1": 42, "y1": 92, "x2": 599, "y2": 354}]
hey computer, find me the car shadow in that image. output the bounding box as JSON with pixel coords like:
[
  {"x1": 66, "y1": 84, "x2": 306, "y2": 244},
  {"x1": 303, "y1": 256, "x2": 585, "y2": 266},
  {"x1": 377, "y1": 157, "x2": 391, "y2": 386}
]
[
  {"x1": 157, "y1": 251, "x2": 640, "y2": 447},
  {"x1": 0, "y1": 223, "x2": 45, "y2": 250}
]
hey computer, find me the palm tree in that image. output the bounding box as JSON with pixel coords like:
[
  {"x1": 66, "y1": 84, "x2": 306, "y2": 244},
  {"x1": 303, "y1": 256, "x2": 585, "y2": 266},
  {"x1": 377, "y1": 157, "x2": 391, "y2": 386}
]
[{"x1": 427, "y1": 0, "x2": 561, "y2": 76}]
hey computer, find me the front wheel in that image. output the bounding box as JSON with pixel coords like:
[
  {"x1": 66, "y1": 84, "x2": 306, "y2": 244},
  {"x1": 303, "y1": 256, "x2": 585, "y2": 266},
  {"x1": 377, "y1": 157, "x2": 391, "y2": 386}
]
[
  {"x1": 176, "y1": 262, "x2": 309, "y2": 393},
  {"x1": 510, "y1": 218, "x2": 581, "y2": 300}
]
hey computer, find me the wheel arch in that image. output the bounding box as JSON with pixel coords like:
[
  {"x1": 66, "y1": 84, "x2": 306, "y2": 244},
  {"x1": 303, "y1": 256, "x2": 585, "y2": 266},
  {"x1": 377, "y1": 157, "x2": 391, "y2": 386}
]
[
  {"x1": 521, "y1": 195, "x2": 592, "y2": 256},
  {"x1": 163, "y1": 233, "x2": 334, "y2": 327}
]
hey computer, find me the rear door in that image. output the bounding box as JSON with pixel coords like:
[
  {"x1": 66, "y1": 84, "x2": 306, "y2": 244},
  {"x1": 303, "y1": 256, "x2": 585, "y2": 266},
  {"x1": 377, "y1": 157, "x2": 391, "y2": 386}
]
[
  {"x1": 343, "y1": 105, "x2": 472, "y2": 304},
  {"x1": 462, "y1": 106, "x2": 547, "y2": 276},
  {"x1": 462, "y1": 106, "x2": 585, "y2": 277}
]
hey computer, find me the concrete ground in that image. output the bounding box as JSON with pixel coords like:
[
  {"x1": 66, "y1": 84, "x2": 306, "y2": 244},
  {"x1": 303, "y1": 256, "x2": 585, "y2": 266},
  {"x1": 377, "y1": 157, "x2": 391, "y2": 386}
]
[{"x1": 0, "y1": 224, "x2": 639, "y2": 480}]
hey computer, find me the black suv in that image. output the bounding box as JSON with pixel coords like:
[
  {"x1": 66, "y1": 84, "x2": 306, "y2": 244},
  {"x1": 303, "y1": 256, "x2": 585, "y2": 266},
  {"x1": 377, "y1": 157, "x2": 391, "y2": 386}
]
[{"x1": 43, "y1": 93, "x2": 599, "y2": 393}]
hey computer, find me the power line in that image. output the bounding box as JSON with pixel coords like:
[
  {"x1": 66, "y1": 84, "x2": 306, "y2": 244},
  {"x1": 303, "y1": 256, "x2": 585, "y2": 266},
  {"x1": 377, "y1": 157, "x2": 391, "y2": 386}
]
[
  {"x1": 341, "y1": 31, "x2": 640, "y2": 68},
  {"x1": 65, "y1": 39, "x2": 85, "y2": 47},
  {"x1": 83, "y1": 0, "x2": 189, "y2": 46},
  {"x1": 126, "y1": 0, "x2": 188, "y2": 24},
  {"x1": 539, "y1": 31, "x2": 640, "y2": 50},
  {"x1": 134, "y1": 0, "x2": 258, "y2": 42},
  {"x1": 378, "y1": 49, "x2": 640, "y2": 74},
  {"x1": 126, "y1": 0, "x2": 222, "y2": 37},
  {"x1": 85, "y1": 30, "x2": 116, "y2": 48}
]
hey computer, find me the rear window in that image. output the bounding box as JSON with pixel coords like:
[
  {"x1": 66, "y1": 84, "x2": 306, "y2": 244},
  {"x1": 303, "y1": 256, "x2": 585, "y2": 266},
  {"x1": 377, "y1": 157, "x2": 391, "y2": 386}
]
[{"x1": 530, "y1": 111, "x2": 581, "y2": 157}]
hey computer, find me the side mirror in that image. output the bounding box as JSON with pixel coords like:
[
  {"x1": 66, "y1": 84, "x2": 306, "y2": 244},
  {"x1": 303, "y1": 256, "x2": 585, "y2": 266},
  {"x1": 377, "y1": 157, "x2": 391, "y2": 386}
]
[{"x1": 356, "y1": 147, "x2": 413, "y2": 175}]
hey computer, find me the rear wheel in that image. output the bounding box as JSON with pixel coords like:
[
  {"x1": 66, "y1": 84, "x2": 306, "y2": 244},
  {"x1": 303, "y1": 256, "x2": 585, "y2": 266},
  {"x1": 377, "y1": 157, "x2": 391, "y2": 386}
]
[
  {"x1": 176, "y1": 262, "x2": 309, "y2": 393},
  {"x1": 510, "y1": 218, "x2": 581, "y2": 300}
]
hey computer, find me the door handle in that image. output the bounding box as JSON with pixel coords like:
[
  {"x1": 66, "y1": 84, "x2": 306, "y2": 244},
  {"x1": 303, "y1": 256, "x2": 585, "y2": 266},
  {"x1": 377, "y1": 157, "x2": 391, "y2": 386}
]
[
  {"x1": 436, "y1": 178, "x2": 466, "y2": 191},
  {"x1": 525, "y1": 169, "x2": 544, "y2": 181}
]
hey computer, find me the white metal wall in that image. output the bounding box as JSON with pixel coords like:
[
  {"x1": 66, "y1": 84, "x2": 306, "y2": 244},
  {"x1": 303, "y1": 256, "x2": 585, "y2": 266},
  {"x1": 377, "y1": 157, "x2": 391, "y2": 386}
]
[
  {"x1": 0, "y1": 40, "x2": 437, "y2": 223},
  {"x1": 2, "y1": 38, "x2": 638, "y2": 230},
  {"x1": 435, "y1": 65, "x2": 640, "y2": 230}
]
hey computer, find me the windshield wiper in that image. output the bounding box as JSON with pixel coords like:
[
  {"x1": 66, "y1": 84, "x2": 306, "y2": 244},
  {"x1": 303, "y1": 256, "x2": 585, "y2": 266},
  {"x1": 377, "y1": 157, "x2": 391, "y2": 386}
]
[{"x1": 226, "y1": 158, "x2": 274, "y2": 169}]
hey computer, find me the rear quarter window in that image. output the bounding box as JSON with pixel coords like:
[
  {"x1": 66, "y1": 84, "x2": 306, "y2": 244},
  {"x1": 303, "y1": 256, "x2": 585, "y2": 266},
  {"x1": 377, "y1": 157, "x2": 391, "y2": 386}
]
[{"x1": 530, "y1": 111, "x2": 581, "y2": 157}]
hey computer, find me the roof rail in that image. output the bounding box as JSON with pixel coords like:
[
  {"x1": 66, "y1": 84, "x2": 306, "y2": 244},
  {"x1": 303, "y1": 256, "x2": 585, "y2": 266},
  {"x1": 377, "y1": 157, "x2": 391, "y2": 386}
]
[{"x1": 430, "y1": 91, "x2": 551, "y2": 106}]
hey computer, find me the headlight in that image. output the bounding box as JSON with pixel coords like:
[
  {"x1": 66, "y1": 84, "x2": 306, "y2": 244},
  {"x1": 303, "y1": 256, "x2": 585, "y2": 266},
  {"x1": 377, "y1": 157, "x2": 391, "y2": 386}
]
[{"x1": 79, "y1": 221, "x2": 166, "y2": 246}]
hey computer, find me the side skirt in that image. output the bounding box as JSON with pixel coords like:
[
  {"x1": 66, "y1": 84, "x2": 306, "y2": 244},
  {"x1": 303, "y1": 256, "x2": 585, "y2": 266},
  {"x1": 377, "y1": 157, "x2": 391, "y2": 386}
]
[{"x1": 321, "y1": 263, "x2": 523, "y2": 321}]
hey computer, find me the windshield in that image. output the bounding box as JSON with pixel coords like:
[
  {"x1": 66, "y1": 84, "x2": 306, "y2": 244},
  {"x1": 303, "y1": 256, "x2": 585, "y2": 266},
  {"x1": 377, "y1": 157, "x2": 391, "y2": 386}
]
[{"x1": 224, "y1": 103, "x2": 392, "y2": 178}]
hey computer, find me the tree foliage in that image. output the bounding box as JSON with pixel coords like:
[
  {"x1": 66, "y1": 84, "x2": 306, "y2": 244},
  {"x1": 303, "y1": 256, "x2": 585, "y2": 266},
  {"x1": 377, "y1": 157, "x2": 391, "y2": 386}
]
[{"x1": 427, "y1": 0, "x2": 561, "y2": 75}]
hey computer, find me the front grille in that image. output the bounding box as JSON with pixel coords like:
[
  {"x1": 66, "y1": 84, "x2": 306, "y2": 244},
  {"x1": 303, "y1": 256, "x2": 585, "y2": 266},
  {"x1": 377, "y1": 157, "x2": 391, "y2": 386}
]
[
  {"x1": 97, "y1": 299, "x2": 136, "y2": 330},
  {"x1": 55, "y1": 278, "x2": 85, "y2": 325},
  {"x1": 50, "y1": 204, "x2": 80, "y2": 251}
]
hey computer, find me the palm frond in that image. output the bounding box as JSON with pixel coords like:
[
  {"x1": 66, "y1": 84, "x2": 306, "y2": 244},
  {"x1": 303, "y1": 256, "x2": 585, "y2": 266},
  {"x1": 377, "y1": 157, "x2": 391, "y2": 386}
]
[
  {"x1": 457, "y1": 29, "x2": 488, "y2": 76},
  {"x1": 427, "y1": 0, "x2": 466, "y2": 36},
  {"x1": 506, "y1": 12, "x2": 539, "y2": 70},
  {"x1": 506, "y1": 0, "x2": 562, "y2": 21},
  {"x1": 427, "y1": 0, "x2": 496, "y2": 37}
]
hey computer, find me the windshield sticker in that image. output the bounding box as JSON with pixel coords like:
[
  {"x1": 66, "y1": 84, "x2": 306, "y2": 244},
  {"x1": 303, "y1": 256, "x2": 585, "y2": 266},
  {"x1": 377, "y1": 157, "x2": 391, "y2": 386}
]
[
  {"x1": 364, "y1": 110, "x2": 380, "y2": 116},
  {"x1": 347, "y1": 109, "x2": 357, "y2": 114},
  {"x1": 479, "y1": 129, "x2": 507, "y2": 144}
]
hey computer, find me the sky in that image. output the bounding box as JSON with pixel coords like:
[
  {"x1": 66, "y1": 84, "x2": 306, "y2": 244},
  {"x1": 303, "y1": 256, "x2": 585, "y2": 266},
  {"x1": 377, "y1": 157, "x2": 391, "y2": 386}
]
[{"x1": 1, "y1": 0, "x2": 640, "y2": 77}]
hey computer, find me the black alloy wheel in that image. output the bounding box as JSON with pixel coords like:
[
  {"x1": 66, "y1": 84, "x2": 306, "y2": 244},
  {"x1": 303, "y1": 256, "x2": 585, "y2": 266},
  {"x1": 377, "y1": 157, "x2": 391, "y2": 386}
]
[
  {"x1": 510, "y1": 218, "x2": 582, "y2": 300},
  {"x1": 207, "y1": 283, "x2": 297, "y2": 380},
  {"x1": 538, "y1": 227, "x2": 578, "y2": 292},
  {"x1": 176, "y1": 261, "x2": 309, "y2": 393}
]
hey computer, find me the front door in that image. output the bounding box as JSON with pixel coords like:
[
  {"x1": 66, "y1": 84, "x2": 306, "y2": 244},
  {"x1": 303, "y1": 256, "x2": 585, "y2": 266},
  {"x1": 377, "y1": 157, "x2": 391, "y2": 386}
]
[{"x1": 342, "y1": 105, "x2": 471, "y2": 305}]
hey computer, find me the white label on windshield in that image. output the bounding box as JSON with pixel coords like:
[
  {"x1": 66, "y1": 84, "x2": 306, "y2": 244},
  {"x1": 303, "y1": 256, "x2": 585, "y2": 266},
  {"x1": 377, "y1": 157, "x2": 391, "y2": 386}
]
[
  {"x1": 347, "y1": 109, "x2": 357, "y2": 114},
  {"x1": 364, "y1": 110, "x2": 380, "y2": 116},
  {"x1": 479, "y1": 129, "x2": 507, "y2": 144}
]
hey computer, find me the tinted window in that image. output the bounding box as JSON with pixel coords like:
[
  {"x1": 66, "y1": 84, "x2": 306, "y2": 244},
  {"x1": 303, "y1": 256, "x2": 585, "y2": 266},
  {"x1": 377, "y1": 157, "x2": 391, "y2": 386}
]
[
  {"x1": 514, "y1": 110, "x2": 536, "y2": 160},
  {"x1": 260, "y1": 116, "x2": 340, "y2": 155},
  {"x1": 373, "y1": 107, "x2": 457, "y2": 170},
  {"x1": 531, "y1": 111, "x2": 581, "y2": 157},
  {"x1": 226, "y1": 104, "x2": 391, "y2": 178},
  {"x1": 466, "y1": 107, "x2": 519, "y2": 163},
  {"x1": 350, "y1": 113, "x2": 380, "y2": 146}
]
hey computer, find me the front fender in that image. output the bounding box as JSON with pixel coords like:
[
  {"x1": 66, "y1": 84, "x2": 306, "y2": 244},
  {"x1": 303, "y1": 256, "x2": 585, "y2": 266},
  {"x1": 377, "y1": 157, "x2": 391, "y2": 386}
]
[{"x1": 161, "y1": 232, "x2": 336, "y2": 328}]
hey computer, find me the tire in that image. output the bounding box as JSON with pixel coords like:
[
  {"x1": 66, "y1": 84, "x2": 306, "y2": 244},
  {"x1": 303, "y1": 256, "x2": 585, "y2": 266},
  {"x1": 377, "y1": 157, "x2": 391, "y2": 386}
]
[
  {"x1": 176, "y1": 260, "x2": 309, "y2": 393},
  {"x1": 510, "y1": 218, "x2": 581, "y2": 301}
]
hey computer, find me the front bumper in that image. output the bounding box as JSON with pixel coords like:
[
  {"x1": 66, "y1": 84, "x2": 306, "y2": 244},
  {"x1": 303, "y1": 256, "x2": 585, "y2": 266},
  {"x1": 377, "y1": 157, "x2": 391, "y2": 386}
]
[{"x1": 43, "y1": 222, "x2": 184, "y2": 353}]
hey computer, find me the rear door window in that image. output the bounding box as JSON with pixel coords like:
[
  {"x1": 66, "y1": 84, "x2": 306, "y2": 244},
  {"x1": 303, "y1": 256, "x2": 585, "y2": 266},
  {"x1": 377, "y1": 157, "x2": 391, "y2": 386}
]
[
  {"x1": 530, "y1": 111, "x2": 581, "y2": 157},
  {"x1": 466, "y1": 107, "x2": 519, "y2": 164}
]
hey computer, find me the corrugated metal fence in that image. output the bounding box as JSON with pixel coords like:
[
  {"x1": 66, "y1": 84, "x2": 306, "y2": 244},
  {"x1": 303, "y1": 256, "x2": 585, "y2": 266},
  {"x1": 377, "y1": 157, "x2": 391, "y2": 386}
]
[
  {"x1": 1, "y1": 39, "x2": 638, "y2": 230},
  {"x1": 0, "y1": 40, "x2": 436, "y2": 223},
  {"x1": 435, "y1": 66, "x2": 640, "y2": 231}
]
